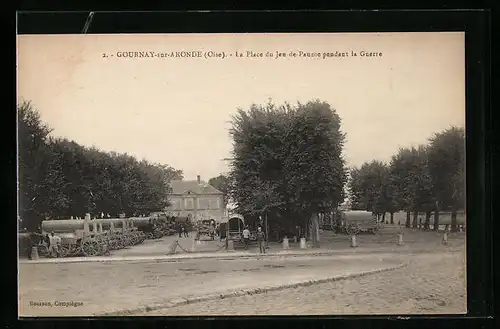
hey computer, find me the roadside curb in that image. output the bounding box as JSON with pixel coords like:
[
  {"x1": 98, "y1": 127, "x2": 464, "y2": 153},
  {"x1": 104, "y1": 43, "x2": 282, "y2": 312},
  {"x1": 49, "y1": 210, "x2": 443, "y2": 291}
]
[
  {"x1": 101, "y1": 261, "x2": 409, "y2": 316},
  {"x1": 19, "y1": 246, "x2": 464, "y2": 265}
]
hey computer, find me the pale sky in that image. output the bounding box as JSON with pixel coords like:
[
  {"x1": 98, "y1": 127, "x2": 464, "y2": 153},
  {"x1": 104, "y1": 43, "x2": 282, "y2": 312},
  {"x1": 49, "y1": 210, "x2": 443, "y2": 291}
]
[{"x1": 17, "y1": 32, "x2": 465, "y2": 181}]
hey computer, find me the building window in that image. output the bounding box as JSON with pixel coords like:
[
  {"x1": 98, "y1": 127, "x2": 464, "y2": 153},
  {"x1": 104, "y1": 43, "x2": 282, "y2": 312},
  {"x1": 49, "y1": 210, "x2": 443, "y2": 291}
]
[
  {"x1": 209, "y1": 199, "x2": 220, "y2": 210},
  {"x1": 170, "y1": 198, "x2": 182, "y2": 210},
  {"x1": 184, "y1": 198, "x2": 194, "y2": 210},
  {"x1": 198, "y1": 198, "x2": 210, "y2": 209}
]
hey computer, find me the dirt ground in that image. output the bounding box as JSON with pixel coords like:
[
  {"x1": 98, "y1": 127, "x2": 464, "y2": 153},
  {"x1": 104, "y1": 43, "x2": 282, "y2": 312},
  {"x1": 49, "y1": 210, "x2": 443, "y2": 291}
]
[
  {"x1": 142, "y1": 251, "x2": 466, "y2": 316},
  {"x1": 18, "y1": 227, "x2": 466, "y2": 317}
]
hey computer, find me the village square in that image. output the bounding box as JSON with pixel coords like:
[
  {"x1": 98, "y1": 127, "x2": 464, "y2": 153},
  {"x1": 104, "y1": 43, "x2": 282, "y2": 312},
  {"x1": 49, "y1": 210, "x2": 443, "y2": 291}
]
[{"x1": 17, "y1": 33, "x2": 466, "y2": 317}]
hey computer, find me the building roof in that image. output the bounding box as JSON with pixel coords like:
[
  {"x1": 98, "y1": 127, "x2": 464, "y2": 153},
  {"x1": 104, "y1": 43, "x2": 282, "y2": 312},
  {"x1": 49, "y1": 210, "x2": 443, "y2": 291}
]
[{"x1": 170, "y1": 180, "x2": 223, "y2": 195}]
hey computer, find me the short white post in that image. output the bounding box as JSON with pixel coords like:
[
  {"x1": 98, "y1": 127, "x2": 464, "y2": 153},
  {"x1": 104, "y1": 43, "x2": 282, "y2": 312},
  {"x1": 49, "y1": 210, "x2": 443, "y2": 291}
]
[
  {"x1": 397, "y1": 232, "x2": 404, "y2": 246},
  {"x1": 110, "y1": 221, "x2": 115, "y2": 232},
  {"x1": 191, "y1": 239, "x2": 196, "y2": 252},
  {"x1": 70, "y1": 216, "x2": 73, "y2": 220},
  {"x1": 350, "y1": 235, "x2": 357, "y2": 248},
  {"x1": 98, "y1": 222, "x2": 103, "y2": 233},
  {"x1": 282, "y1": 237, "x2": 290, "y2": 250},
  {"x1": 300, "y1": 237, "x2": 307, "y2": 249},
  {"x1": 92, "y1": 222, "x2": 98, "y2": 233},
  {"x1": 227, "y1": 239, "x2": 234, "y2": 252},
  {"x1": 442, "y1": 231, "x2": 448, "y2": 245}
]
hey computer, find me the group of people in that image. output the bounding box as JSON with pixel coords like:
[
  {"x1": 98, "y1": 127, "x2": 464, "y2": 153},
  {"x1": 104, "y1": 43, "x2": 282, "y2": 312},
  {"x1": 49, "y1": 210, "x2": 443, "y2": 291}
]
[
  {"x1": 26, "y1": 232, "x2": 61, "y2": 259},
  {"x1": 177, "y1": 225, "x2": 189, "y2": 238},
  {"x1": 242, "y1": 226, "x2": 266, "y2": 253}
]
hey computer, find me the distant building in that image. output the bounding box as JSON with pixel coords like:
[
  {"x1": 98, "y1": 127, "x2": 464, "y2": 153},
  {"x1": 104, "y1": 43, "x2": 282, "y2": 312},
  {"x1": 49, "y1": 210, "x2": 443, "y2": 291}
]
[{"x1": 166, "y1": 175, "x2": 225, "y2": 223}]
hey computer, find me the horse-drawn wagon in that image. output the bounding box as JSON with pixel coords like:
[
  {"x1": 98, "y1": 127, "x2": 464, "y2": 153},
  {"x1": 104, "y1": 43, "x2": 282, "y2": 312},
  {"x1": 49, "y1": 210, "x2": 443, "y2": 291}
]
[{"x1": 194, "y1": 219, "x2": 216, "y2": 240}]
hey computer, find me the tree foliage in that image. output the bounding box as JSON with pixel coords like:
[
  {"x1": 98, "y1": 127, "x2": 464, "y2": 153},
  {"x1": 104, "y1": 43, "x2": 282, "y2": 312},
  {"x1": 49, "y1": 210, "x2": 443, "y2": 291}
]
[
  {"x1": 18, "y1": 101, "x2": 183, "y2": 231},
  {"x1": 229, "y1": 99, "x2": 347, "y2": 236},
  {"x1": 427, "y1": 127, "x2": 465, "y2": 211},
  {"x1": 349, "y1": 126, "x2": 465, "y2": 231},
  {"x1": 208, "y1": 174, "x2": 231, "y2": 206}
]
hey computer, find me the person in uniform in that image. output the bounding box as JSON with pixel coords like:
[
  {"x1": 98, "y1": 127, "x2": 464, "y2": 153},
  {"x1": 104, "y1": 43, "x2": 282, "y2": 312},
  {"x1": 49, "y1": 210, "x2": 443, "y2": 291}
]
[
  {"x1": 49, "y1": 232, "x2": 60, "y2": 258},
  {"x1": 242, "y1": 226, "x2": 250, "y2": 250},
  {"x1": 256, "y1": 226, "x2": 266, "y2": 254}
]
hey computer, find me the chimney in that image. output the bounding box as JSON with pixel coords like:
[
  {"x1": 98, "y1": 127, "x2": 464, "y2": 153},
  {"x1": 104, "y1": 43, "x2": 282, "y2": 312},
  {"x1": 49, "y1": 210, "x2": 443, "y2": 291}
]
[{"x1": 197, "y1": 175, "x2": 201, "y2": 184}]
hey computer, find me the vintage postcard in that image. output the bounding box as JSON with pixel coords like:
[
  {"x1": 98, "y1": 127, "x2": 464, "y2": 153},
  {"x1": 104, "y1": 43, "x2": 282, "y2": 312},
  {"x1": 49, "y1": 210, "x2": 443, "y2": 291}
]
[{"x1": 17, "y1": 32, "x2": 466, "y2": 317}]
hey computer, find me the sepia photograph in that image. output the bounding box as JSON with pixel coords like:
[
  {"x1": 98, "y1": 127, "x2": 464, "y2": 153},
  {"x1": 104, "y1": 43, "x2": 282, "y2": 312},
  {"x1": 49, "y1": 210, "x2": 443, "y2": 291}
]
[{"x1": 17, "y1": 32, "x2": 466, "y2": 317}]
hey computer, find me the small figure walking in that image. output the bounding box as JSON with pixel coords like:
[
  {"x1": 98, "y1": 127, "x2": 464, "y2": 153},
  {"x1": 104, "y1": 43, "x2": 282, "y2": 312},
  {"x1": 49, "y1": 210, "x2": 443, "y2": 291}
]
[
  {"x1": 178, "y1": 225, "x2": 182, "y2": 238},
  {"x1": 184, "y1": 225, "x2": 189, "y2": 237},
  {"x1": 256, "y1": 226, "x2": 266, "y2": 254}
]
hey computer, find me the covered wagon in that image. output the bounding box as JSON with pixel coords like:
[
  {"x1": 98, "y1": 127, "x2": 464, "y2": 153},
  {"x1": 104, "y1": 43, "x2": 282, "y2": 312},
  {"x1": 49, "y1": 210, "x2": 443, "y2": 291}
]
[{"x1": 340, "y1": 210, "x2": 380, "y2": 235}]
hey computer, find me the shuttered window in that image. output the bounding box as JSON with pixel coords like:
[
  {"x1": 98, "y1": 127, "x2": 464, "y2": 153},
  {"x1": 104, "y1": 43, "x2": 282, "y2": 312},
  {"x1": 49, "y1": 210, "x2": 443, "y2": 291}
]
[{"x1": 184, "y1": 198, "x2": 194, "y2": 210}]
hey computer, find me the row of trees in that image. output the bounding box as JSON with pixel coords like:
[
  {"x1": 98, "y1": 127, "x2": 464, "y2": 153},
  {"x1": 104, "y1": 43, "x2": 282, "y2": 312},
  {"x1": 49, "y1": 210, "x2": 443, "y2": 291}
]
[
  {"x1": 18, "y1": 101, "x2": 183, "y2": 231},
  {"x1": 348, "y1": 126, "x2": 465, "y2": 231},
  {"x1": 225, "y1": 99, "x2": 348, "y2": 246}
]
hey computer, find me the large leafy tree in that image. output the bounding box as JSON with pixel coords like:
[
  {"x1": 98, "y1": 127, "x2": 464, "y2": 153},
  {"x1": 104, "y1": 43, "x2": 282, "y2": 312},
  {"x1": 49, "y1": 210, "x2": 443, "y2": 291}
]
[
  {"x1": 409, "y1": 145, "x2": 435, "y2": 229},
  {"x1": 229, "y1": 100, "x2": 347, "y2": 246},
  {"x1": 18, "y1": 102, "x2": 183, "y2": 230},
  {"x1": 389, "y1": 148, "x2": 416, "y2": 227},
  {"x1": 348, "y1": 161, "x2": 396, "y2": 223},
  {"x1": 427, "y1": 126, "x2": 465, "y2": 231},
  {"x1": 18, "y1": 101, "x2": 69, "y2": 230}
]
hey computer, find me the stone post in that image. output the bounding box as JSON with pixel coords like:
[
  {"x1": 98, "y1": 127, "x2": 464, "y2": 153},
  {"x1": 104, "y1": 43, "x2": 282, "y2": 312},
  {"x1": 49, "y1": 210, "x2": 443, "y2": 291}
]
[
  {"x1": 442, "y1": 232, "x2": 448, "y2": 245},
  {"x1": 226, "y1": 239, "x2": 235, "y2": 252},
  {"x1": 350, "y1": 235, "x2": 358, "y2": 248},
  {"x1": 282, "y1": 237, "x2": 290, "y2": 250},
  {"x1": 300, "y1": 237, "x2": 307, "y2": 249},
  {"x1": 31, "y1": 246, "x2": 39, "y2": 260},
  {"x1": 397, "y1": 232, "x2": 404, "y2": 246}
]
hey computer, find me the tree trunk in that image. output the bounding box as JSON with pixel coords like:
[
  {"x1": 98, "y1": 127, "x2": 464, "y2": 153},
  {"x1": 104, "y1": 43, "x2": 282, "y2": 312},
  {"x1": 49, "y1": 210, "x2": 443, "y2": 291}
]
[
  {"x1": 382, "y1": 212, "x2": 386, "y2": 223},
  {"x1": 412, "y1": 211, "x2": 418, "y2": 228},
  {"x1": 309, "y1": 213, "x2": 320, "y2": 247},
  {"x1": 405, "y1": 211, "x2": 411, "y2": 228},
  {"x1": 451, "y1": 209, "x2": 458, "y2": 232},
  {"x1": 424, "y1": 211, "x2": 431, "y2": 231},
  {"x1": 390, "y1": 212, "x2": 394, "y2": 224},
  {"x1": 433, "y1": 209, "x2": 440, "y2": 231}
]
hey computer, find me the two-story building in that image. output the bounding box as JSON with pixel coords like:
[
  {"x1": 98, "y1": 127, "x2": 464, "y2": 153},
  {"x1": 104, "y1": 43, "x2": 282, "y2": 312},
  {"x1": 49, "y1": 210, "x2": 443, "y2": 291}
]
[{"x1": 166, "y1": 175, "x2": 225, "y2": 223}]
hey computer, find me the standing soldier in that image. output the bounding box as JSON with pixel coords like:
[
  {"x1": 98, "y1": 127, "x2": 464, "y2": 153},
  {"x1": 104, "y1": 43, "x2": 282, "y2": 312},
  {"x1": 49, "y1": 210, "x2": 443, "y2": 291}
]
[
  {"x1": 49, "y1": 232, "x2": 60, "y2": 258},
  {"x1": 242, "y1": 226, "x2": 250, "y2": 250},
  {"x1": 256, "y1": 226, "x2": 266, "y2": 254}
]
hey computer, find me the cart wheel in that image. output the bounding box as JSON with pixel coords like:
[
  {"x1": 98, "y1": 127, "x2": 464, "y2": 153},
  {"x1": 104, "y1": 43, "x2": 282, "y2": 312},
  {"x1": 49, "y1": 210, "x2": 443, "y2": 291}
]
[
  {"x1": 59, "y1": 245, "x2": 70, "y2": 257},
  {"x1": 346, "y1": 224, "x2": 359, "y2": 236},
  {"x1": 80, "y1": 239, "x2": 100, "y2": 257}
]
